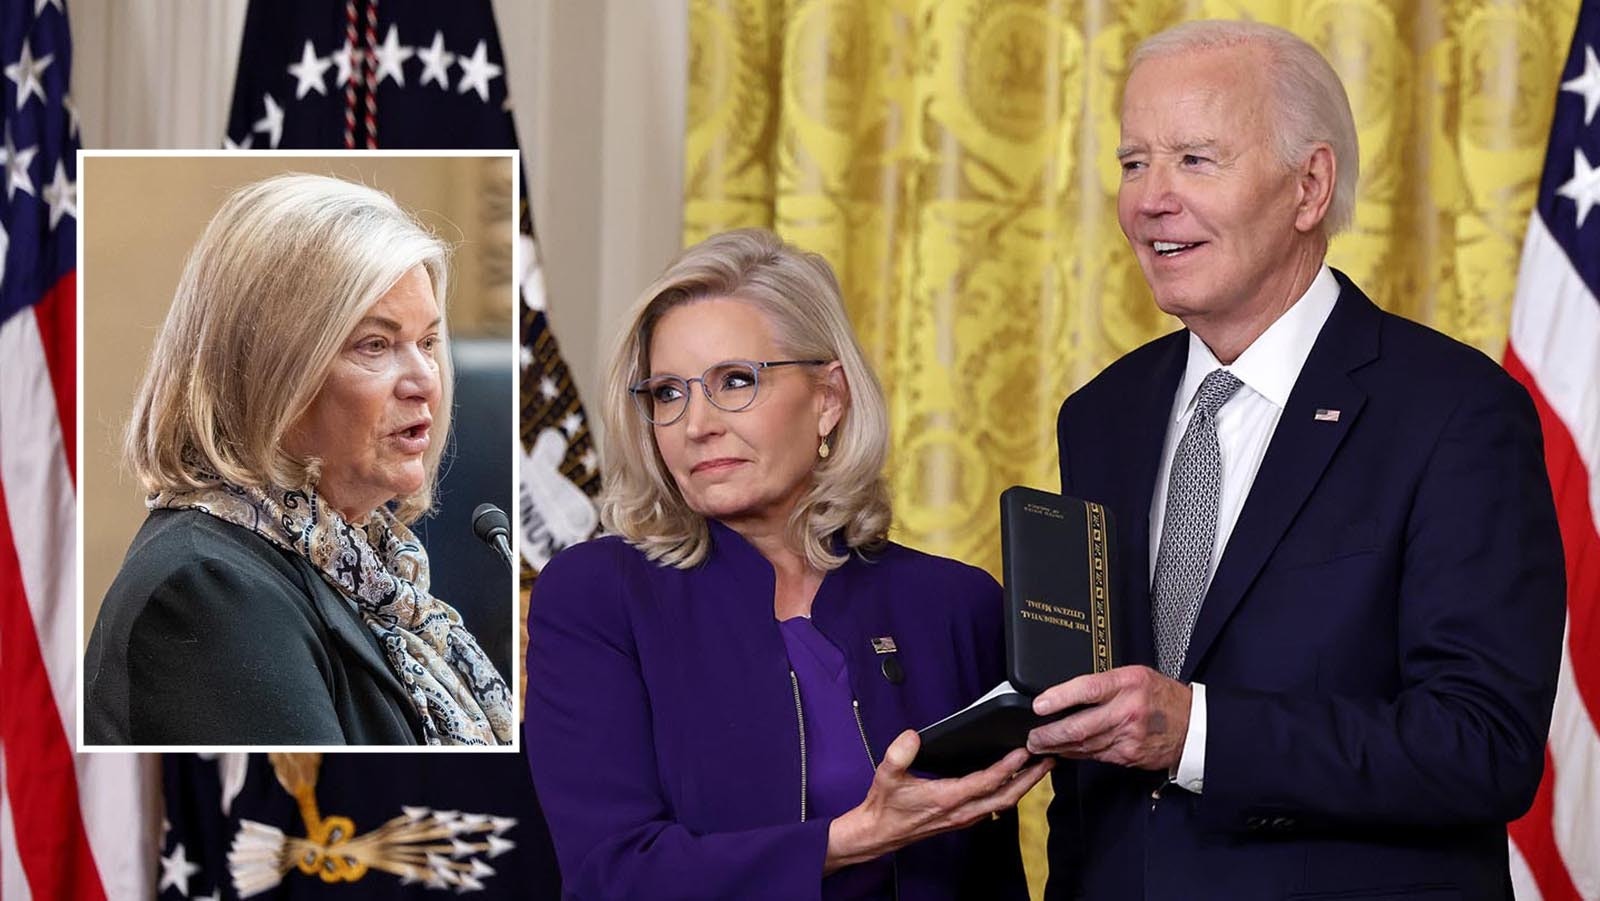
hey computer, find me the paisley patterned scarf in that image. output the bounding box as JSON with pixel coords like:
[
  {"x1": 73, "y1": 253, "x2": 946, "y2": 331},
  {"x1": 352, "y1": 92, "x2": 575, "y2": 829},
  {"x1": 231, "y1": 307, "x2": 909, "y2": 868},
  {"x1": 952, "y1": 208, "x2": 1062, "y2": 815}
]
[{"x1": 149, "y1": 480, "x2": 515, "y2": 746}]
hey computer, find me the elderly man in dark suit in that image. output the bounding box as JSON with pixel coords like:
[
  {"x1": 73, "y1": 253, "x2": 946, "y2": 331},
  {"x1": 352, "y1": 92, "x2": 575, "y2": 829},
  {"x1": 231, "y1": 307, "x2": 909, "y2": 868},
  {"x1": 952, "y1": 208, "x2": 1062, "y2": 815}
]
[{"x1": 1028, "y1": 19, "x2": 1566, "y2": 900}]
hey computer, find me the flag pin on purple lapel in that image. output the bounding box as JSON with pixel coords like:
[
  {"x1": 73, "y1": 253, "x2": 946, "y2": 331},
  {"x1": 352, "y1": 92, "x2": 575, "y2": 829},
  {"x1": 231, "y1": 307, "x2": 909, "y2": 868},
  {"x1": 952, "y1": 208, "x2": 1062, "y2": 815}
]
[
  {"x1": 1314, "y1": 409, "x2": 1341, "y2": 422},
  {"x1": 871, "y1": 636, "x2": 898, "y2": 654}
]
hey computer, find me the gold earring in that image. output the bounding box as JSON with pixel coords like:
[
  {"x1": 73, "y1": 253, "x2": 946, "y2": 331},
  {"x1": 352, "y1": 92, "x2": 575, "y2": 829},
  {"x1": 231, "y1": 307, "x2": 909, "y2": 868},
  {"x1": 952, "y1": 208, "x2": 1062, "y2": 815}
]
[{"x1": 818, "y1": 437, "x2": 831, "y2": 459}]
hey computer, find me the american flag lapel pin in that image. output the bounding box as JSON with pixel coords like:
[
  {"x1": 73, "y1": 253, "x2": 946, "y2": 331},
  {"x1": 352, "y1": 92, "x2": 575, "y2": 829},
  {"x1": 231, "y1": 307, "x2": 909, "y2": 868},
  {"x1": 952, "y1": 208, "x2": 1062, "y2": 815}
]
[
  {"x1": 1314, "y1": 409, "x2": 1341, "y2": 422},
  {"x1": 871, "y1": 636, "x2": 898, "y2": 654}
]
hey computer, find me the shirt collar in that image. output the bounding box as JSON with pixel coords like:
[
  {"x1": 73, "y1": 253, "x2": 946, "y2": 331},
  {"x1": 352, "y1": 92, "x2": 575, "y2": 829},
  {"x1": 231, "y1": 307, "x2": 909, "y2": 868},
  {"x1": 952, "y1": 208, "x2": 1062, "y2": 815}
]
[{"x1": 1174, "y1": 264, "x2": 1340, "y2": 419}]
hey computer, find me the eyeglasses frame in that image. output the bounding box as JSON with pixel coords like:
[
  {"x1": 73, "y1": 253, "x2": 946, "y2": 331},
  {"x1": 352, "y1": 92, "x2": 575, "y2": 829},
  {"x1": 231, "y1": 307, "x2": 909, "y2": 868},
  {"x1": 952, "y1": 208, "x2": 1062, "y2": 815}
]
[{"x1": 628, "y1": 359, "x2": 830, "y2": 426}]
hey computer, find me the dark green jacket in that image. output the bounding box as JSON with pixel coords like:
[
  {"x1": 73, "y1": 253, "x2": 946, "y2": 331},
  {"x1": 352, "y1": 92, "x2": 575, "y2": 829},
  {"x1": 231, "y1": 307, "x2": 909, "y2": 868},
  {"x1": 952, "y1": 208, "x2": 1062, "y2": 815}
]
[{"x1": 85, "y1": 508, "x2": 423, "y2": 745}]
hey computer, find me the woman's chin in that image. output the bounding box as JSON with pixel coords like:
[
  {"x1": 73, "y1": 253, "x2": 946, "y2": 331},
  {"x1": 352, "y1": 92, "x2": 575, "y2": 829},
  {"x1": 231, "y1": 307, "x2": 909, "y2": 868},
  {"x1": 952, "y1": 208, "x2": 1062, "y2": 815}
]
[
  {"x1": 689, "y1": 498, "x2": 750, "y2": 523},
  {"x1": 681, "y1": 482, "x2": 739, "y2": 511},
  {"x1": 391, "y1": 459, "x2": 429, "y2": 492},
  {"x1": 691, "y1": 496, "x2": 785, "y2": 531}
]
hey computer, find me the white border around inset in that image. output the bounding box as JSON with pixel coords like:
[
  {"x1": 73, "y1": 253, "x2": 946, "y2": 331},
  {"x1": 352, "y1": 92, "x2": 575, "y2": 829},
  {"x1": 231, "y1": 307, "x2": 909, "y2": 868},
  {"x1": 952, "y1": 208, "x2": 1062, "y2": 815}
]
[{"x1": 74, "y1": 148, "x2": 525, "y2": 756}]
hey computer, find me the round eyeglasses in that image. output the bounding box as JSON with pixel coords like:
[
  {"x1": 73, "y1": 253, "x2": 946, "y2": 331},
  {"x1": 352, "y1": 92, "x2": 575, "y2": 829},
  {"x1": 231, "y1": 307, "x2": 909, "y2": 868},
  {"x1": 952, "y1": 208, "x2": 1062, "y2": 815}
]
[{"x1": 629, "y1": 359, "x2": 828, "y2": 426}]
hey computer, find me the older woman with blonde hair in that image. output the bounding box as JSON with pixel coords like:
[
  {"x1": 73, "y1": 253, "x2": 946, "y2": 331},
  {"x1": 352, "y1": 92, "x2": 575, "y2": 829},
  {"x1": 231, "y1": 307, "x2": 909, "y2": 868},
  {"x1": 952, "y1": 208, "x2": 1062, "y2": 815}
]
[
  {"x1": 84, "y1": 173, "x2": 513, "y2": 746},
  {"x1": 525, "y1": 229, "x2": 1045, "y2": 899}
]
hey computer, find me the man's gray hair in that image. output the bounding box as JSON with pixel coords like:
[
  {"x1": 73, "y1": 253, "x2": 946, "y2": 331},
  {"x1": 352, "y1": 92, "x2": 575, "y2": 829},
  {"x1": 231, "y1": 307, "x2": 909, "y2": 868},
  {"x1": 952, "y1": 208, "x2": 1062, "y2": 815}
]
[{"x1": 1131, "y1": 20, "x2": 1360, "y2": 236}]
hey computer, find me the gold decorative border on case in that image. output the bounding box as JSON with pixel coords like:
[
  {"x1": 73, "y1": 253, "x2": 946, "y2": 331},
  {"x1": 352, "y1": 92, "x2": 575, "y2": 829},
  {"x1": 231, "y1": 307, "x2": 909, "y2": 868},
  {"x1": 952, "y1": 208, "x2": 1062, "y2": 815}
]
[{"x1": 1086, "y1": 502, "x2": 1113, "y2": 673}]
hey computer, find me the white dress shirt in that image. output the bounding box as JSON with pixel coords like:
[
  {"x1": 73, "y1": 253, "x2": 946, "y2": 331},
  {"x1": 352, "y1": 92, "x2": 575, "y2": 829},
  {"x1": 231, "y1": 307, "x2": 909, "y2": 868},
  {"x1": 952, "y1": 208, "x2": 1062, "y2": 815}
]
[{"x1": 1155, "y1": 265, "x2": 1342, "y2": 792}]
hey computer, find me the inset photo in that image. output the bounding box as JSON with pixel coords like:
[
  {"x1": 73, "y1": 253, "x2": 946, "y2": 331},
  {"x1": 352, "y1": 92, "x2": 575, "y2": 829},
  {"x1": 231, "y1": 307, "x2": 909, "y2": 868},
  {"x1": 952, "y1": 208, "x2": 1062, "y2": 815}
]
[{"x1": 79, "y1": 152, "x2": 520, "y2": 750}]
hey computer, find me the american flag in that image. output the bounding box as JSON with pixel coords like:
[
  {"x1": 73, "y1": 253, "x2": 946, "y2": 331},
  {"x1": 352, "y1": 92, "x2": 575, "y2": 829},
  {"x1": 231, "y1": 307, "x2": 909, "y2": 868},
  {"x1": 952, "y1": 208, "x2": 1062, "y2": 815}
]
[
  {"x1": 137, "y1": 2, "x2": 580, "y2": 898},
  {"x1": 222, "y1": 0, "x2": 518, "y2": 151},
  {"x1": 1505, "y1": 2, "x2": 1600, "y2": 899},
  {"x1": 0, "y1": 0, "x2": 157, "y2": 898}
]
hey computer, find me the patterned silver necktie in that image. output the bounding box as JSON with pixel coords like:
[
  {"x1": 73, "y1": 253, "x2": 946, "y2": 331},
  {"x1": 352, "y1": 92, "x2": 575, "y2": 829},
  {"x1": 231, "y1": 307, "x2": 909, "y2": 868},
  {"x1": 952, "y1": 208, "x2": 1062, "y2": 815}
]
[{"x1": 1152, "y1": 368, "x2": 1244, "y2": 678}]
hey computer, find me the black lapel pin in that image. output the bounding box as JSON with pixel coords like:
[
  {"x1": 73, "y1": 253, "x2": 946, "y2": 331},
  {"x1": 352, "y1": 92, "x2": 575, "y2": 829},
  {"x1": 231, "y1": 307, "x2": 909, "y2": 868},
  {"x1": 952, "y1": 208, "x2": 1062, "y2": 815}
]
[{"x1": 872, "y1": 636, "x2": 904, "y2": 684}]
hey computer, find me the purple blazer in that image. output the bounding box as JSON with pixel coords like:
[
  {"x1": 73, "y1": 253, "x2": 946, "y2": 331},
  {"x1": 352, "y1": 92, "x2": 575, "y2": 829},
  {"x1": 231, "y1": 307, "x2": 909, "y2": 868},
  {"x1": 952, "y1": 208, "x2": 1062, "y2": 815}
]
[{"x1": 524, "y1": 520, "x2": 1029, "y2": 900}]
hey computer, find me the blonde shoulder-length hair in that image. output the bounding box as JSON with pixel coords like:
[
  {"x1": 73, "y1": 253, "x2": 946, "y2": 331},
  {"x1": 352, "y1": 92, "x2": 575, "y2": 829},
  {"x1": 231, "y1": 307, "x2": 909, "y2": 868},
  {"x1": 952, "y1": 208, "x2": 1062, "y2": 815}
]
[
  {"x1": 599, "y1": 228, "x2": 891, "y2": 570},
  {"x1": 124, "y1": 173, "x2": 453, "y2": 524}
]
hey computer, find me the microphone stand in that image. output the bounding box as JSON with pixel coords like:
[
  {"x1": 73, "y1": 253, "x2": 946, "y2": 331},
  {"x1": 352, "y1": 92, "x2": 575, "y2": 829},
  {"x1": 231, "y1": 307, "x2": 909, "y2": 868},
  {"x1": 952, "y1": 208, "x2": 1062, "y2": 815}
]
[{"x1": 472, "y1": 503, "x2": 515, "y2": 572}]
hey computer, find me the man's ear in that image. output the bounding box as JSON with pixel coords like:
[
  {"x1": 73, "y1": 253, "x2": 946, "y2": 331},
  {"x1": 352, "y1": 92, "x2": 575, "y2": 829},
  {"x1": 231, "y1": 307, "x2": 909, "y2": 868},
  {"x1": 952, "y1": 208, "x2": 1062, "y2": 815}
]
[{"x1": 1295, "y1": 144, "x2": 1336, "y2": 234}]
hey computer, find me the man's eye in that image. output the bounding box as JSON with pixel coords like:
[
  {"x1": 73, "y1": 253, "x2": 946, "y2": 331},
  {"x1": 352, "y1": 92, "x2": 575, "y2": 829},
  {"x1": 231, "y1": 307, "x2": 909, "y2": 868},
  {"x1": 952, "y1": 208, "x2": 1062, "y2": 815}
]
[
  {"x1": 1121, "y1": 160, "x2": 1144, "y2": 172},
  {"x1": 1181, "y1": 154, "x2": 1208, "y2": 166}
]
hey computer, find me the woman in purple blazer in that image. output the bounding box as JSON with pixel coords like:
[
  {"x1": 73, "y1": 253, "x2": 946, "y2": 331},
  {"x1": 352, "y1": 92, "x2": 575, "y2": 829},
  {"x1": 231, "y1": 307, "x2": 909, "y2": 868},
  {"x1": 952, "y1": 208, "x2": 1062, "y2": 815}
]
[{"x1": 525, "y1": 229, "x2": 1049, "y2": 900}]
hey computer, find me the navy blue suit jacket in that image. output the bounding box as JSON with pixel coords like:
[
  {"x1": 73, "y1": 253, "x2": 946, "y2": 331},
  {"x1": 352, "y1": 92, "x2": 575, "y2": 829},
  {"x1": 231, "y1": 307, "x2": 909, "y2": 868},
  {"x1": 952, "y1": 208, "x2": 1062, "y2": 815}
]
[{"x1": 1046, "y1": 272, "x2": 1565, "y2": 900}]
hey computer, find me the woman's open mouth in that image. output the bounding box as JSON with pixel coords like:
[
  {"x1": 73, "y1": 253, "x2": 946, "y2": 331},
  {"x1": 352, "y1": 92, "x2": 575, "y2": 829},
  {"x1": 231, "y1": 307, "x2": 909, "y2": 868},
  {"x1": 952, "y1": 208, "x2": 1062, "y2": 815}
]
[{"x1": 389, "y1": 422, "x2": 431, "y2": 453}]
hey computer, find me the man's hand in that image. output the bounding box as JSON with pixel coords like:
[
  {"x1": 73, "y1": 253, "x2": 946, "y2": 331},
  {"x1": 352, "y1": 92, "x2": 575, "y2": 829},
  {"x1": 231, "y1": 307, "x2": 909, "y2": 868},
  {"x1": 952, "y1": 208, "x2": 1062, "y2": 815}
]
[{"x1": 1026, "y1": 665, "x2": 1191, "y2": 771}]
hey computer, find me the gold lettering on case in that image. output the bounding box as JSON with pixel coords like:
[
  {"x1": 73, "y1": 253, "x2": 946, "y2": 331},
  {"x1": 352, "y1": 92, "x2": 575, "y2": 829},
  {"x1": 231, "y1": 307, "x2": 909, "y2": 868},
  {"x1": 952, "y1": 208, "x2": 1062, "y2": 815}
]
[
  {"x1": 1022, "y1": 502, "x2": 1065, "y2": 519},
  {"x1": 1021, "y1": 598, "x2": 1092, "y2": 634}
]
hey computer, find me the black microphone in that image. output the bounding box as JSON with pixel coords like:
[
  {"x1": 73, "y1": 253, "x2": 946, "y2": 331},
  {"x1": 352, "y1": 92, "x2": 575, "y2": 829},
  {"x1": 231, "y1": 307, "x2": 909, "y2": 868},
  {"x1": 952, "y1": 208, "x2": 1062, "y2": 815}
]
[{"x1": 471, "y1": 503, "x2": 513, "y2": 570}]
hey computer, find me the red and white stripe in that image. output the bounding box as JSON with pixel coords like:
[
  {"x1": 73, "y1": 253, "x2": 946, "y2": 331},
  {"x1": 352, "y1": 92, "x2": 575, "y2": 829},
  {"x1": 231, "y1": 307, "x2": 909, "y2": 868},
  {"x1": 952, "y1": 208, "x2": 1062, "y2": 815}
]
[
  {"x1": 1505, "y1": 213, "x2": 1600, "y2": 901},
  {"x1": 343, "y1": 0, "x2": 359, "y2": 149},
  {"x1": 363, "y1": 0, "x2": 378, "y2": 148},
  {"x1": 0, "y1": 279, "x2": 157, "y2": 898}
]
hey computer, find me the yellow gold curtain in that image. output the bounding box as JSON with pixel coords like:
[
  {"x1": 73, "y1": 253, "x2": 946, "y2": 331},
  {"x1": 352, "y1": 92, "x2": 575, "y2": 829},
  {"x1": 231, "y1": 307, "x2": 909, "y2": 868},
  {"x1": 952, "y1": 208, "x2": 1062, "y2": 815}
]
[{"x1": 684, "y1": 0, "x2": 1579, "y2": 893}]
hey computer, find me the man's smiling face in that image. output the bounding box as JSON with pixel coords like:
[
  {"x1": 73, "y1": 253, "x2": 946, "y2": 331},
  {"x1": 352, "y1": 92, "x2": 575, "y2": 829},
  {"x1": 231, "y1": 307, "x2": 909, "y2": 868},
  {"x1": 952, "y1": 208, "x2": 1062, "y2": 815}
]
[{"x1": 1115, "y1": 44, "x2": 1311, "y2": 333}]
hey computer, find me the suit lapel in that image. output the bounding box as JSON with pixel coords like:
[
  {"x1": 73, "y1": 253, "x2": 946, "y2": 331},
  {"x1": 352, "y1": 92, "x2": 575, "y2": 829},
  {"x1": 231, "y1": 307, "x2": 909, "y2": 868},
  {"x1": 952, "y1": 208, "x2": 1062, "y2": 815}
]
[
  {"x1": 1179, "y1": 274, "x2": 1381, "y2": 681},
  {"x1": 305, "y1": 576, "x2": 419, "y2": 715}
]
